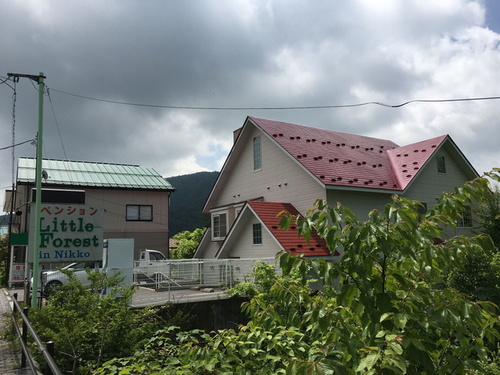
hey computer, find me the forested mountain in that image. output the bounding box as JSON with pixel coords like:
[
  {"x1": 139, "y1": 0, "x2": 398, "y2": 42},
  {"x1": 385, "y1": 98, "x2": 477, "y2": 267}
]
[{"x1": 166, "y1": 171, "x2": 219, "y2": 236}]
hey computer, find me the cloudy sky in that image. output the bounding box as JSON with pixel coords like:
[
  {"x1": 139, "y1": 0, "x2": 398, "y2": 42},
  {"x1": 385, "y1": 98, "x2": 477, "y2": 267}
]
[{"x1": 1, "y1": 0, "x2": 500, "y2": 213}]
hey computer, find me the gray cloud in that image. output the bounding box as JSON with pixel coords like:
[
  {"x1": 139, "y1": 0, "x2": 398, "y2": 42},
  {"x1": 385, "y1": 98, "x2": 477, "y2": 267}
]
[{"x1": 1, "y1": 0, "x2": 500, "y2": 211}]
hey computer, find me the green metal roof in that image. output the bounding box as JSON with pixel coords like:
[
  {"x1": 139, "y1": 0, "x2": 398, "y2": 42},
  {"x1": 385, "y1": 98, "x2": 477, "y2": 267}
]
[{"x1": 17, "y1": 157, "x2": 175, "y2": 190}]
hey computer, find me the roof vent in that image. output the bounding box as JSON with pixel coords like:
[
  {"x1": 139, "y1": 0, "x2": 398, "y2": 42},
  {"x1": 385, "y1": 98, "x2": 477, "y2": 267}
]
[
  {"x1": 296, "y1": 136, "x2": 301, "y2": 140},
  {"x1": 307, "y1": 139, "x2": 311, "y2": 143},
  {"x1": 302, "y1": 154, "x2": 307, "y2": 157},
  {"x1": 404, "y1": 154, "x2": 409, "y2": 157},
  {"x1": 406, "y1": 174, "x2": 412, "y2": 178},
  {"x1": 432, "y1": 145, "x2": 436, "y2": 148},
  {"x1": 378, "y1": 164, "x2": 382, "y2": 167},
  {"x1": 402, "y1": 164, "x2": 407, "y2": 167},
  {"x1": 272, "y1": 134, "x2": 277, "y2": 137},
  {"x1": 297, "y1": 155, "x2": 302, "y2": 159},
  {"x1": 341, "y1": 143, "x2": 346, "y2": 146},
  {"x1": 320, "y1": 175, "x2": 325, "y2": 179},
  {"x1": 327, "y1": 141, "x2": 331, "y2": 144},
  {"x1": 396, "y1": 154, "x2": 401, "y2": 157},
  {"x1": 414, "y1": 150, "x2": 419, "y2": 153},
  {"x1": 297, "y1": 244, "x2": 303, "y2": 248},
  {"x1": 421, "y1": 149, "x2": 426, "y2": 152},
  {"x1": 413, "y1": 162, "x2": 418, "y2": 165},
  {"x1": 312, "y1": 139, "x2": 316, "y2": 142},
  {"x1": 279, "y1": 133, "x2": 283, "y2": 137},
  {"x1": 337, "y1": 177, "x2": 343, "y2": 181},
  {"x1": 290, "y1": 136, "x2": 295, "y2": 140}
]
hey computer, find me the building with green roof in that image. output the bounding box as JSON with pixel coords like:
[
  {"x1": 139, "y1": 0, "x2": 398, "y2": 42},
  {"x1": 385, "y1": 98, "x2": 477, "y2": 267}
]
[{"x1": 7, "y1": 157, "x2": 175, "y2": 269}]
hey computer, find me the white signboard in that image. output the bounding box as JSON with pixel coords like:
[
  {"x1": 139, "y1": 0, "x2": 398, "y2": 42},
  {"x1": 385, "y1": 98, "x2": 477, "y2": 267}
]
[{"x1": 29, "y1": 204, "x2": 103, "y2": 262}]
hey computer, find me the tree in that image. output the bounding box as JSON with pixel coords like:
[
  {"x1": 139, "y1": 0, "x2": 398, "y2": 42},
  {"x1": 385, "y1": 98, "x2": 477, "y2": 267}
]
[
  {"x1": 97, "y1": 173, "x2": 500, "y2": 374},
  {"x1": 476, "y1": 184, "x2": 500, "y2": 249},
  {"x1": 28, "y1": 269, "x2": 162, "y2": 374},
  {"x1": 0, "y1": 234, "x2": 8, "y2": 286},
  {"x1": 170, "y1": 228, "x2": 206, "y2": 259}
]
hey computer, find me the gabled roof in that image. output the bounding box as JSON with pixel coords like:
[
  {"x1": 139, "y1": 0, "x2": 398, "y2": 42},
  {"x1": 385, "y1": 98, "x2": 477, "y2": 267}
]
[
  {"x1": 17, "y1": 157, "x2": 175, "y2": 191},
  {"x1": 246, "y1": 201, "x2": 335, "y2": 257},
  {"x1": 248, "y1": 116, "x2": 470, "y2": 191}
]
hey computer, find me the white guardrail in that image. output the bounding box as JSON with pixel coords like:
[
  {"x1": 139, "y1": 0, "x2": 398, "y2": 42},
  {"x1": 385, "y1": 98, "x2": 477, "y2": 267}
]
[{"x1": 41, "y1": 258, "x2": 278, "y2": 292}]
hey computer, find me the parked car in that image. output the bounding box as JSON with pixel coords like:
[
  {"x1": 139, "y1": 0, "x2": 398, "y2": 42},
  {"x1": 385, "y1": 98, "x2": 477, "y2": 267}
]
[{"x1": 36, "y1": 261, "x2": 101, "y2": 295}]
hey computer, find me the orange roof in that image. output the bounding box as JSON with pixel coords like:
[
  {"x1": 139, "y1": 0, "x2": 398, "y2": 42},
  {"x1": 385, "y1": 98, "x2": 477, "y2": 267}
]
[
  {"x1": 246, "y1": 201, "x2": 338, "y2": 257},
  {"x1": 249, "y1": 117, "x2": 448, "y2": 191}
]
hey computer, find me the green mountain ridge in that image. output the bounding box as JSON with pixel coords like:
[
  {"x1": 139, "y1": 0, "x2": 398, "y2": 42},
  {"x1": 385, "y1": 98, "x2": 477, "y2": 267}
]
[{"x1": 166, "y1": 171, "x2": 219, "y2": 236}]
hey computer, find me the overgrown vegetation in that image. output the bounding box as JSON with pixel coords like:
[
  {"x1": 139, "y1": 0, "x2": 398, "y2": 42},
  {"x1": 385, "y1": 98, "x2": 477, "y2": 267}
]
[
  {"x1": 0, "y1": 234, "x2": 8, "y2": 286},
  {"x1": 28, "y1": 270, "x2": 163, "y2": 374},
  {"x1": 96, "y1": 171, "x2": 500, "y2": 374},
  {"x1": 170, "y1": 228, "x2": 206, "y2": 259}
]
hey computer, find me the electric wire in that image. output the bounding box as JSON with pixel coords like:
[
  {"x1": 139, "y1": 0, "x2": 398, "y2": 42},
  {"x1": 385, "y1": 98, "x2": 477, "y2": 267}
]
[
  {"x1": 49, "y1": 87, "x2": 500, "y2": 110},
  {"x1": 0, "y1": 138, "x2": 37, "y2": 151},
  {"x1": 47, "y1": 88, "x2": 68, "y2": 159}
]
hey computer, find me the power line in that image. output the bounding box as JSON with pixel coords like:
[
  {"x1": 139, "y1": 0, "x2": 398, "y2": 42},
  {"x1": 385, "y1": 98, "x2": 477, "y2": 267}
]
[
  {"x1": 0, "y1": 138, "x2": 36, "y2": 151},
  {"x1": 49, "y1": 87, "x2": 500, "y2": 110}
]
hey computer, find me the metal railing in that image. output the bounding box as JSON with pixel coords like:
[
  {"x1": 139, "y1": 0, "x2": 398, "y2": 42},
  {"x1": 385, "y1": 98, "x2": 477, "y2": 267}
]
[
  {"x1": 133, "y1": 257, "x2": 277, "y2": 289},
  {"x1": 39, "y1": 257, "x2": 278, "y2": 292},
  {"x1": 10, "y1": 293, "x2": 62, "y2": 375}
]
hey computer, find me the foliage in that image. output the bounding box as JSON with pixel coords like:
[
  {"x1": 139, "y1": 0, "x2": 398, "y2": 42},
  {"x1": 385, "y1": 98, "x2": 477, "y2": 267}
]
[
  {"x1": 447, "y1": 248, "x2": 500, "y2": 305},
  {"x1": 170, "y1": 228, "x2": 206, "y2": 259},
  {"x1": 476, "y1": 184, "x2": 500, "y2": 249},
  {"x1": 228, "y1": 260, "x2": 309, "y2": 299},
  {"x1": 97, "y1": 173, "x2": 500, "y2": 374},
  {"x1": 28, "y1": 269, "x2": 162, "y2": 374},
  {"x1": 0, "y1": 234, "x2": 8, "y2": 286}
]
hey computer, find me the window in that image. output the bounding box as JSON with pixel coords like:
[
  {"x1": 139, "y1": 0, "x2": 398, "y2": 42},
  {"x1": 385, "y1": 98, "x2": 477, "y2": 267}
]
[
  {"x1": 457, "y1": 205, "x2": 473, "y2": 227},
  {"x1": 212, "y1": 212, "x2": 227, "y2": 240},
  {"x1": 126, "y1": 205, "x2": 153, "y2": 221},
  {"x1": 253, "y1": 223, "x2": 262, "y2": 245},
  {"x1": 417, "y1": 202, "x2": 428, "y2": 215},
  {"x1": 253, "y1": 136, "x2": 261, "y2": 171},
  {"x1": 437, "y1": 155, "x2": 446, "y2": 173}
]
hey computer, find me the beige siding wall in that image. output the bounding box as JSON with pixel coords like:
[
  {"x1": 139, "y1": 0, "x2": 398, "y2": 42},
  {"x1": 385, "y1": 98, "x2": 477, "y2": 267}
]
[
  {"x1": 212, "y1": 127, "x2": 326, "y2": 216},
  {"x1": 228, "y1": 221, "x2": 282, "y2": 258},
  {"x1": 14, "y1": 186, "x2": 170, "y2": 258},
  {"x1": 403, "y1": 148, "x2": 477, "y2": 237},
  {"x1": 327, "y1": 189, "x2": 393, "y2": 220}
]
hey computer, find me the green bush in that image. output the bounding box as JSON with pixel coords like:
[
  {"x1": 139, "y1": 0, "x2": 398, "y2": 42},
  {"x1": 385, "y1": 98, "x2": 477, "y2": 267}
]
[{"x1": 28, "y1": 269, "x2": 162, "y2": 374}]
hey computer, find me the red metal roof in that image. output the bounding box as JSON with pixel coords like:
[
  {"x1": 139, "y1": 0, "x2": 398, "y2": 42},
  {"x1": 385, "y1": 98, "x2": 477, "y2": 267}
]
[
  {"x1": 249, "y1": 117, "x2": 447, "y2": 191},
  {"x1": 246, "y1": 201, "x2": 337, "y2": 257}
]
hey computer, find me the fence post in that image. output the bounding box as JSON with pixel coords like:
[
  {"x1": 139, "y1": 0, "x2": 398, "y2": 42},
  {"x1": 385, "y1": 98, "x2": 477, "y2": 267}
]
[
  {"x1": 21, "y1": 307, "x2": 28, "y2": 368},
  {"x1": 45, "y1": 341, "x2": 55, "y2": 375},
  {"x1": 13, "y1": 293, "x2": 18, "y2": 313}
]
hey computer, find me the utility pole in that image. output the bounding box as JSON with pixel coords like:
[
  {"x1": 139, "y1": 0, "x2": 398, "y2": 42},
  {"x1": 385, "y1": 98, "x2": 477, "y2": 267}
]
[{"x1": 7, "y1": 72, "x2": 45, "y2": 308}]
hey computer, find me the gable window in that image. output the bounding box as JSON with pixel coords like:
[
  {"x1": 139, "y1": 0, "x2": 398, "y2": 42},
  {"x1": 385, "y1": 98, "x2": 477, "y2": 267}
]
[
  {"x1": 437, "y1": 155, "x2": 446, "y2": 173},
  {"x1": 212, "y1": 212, "x2": 227, "y2": 240},
  {"x1": 417, "y1": 202, "x2": 428, "y2": 215},
  {"x1": 253, "y1": 136, "x2": 261, "y2": 171},
  {"x1": 457, "y1": 205, "x2": 472, "y2": 227},
  {"x1": 126, "y1": 205, "x2": 153, "y2": 221},
  {"x1": 253, "y1": 223, "x2": 262, "y2": 245}
]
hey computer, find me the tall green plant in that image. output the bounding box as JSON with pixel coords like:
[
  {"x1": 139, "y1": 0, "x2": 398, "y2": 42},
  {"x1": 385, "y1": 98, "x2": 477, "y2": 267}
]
[
  {"x1": 171, "y1": 228, "x2": 206, "y2": 259},
  {"x1": 29, "y1": 270, "x2": 161, "y2": 374}
]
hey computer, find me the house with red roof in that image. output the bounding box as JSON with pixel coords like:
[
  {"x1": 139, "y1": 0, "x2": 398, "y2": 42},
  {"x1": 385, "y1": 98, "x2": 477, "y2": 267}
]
[{"x1": 194, "y1": 116, "x2": 478, "y2": 260}]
